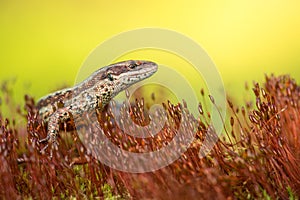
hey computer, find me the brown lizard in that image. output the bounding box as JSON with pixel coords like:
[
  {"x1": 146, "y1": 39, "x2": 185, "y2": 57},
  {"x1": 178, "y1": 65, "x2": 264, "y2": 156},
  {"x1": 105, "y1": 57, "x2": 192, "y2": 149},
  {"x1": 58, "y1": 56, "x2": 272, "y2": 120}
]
[{"x1": 36, "y1": 60, "x2": 158, "y2": 156}]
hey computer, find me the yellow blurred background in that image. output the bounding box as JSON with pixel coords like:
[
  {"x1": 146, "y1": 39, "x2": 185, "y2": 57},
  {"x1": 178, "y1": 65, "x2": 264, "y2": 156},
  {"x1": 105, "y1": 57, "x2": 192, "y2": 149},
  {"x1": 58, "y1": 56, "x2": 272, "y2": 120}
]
[{"x1": 1, "y1": 0, "x2": 300, "y2": 106}]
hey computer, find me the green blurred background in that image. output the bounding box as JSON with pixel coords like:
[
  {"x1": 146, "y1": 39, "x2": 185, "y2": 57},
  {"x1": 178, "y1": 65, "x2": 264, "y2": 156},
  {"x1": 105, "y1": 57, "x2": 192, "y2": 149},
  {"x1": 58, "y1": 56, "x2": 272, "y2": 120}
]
[{"x1": 1, "y1": 0, "x2": 300, "y2": 107}]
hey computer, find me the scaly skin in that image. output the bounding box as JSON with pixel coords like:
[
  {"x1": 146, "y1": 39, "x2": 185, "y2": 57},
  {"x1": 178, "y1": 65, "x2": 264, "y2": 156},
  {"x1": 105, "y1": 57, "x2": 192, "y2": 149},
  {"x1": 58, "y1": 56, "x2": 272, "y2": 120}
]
[{"x1": 37, "y1": 60, "x2": 158, "y2": 155}]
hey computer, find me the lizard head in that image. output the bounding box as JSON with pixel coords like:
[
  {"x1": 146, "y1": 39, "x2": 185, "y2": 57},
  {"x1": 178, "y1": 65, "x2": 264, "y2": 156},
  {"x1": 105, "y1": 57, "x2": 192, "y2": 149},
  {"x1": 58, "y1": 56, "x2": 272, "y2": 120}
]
[{"x1": 93, "y1": 60, "x2": 158, "y2": 105}]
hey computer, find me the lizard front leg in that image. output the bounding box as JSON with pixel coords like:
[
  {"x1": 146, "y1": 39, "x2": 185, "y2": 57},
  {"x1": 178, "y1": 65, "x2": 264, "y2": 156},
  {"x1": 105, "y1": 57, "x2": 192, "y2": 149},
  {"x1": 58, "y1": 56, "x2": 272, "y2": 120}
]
[{"x1": 39, "y1": 107, "x2": 72, "y2": 157}]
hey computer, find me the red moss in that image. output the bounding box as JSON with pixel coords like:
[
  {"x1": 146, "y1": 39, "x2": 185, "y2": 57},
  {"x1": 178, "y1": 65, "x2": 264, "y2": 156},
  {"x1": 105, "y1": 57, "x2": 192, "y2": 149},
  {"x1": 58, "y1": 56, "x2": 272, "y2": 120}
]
[{"x1": 0, "y1": 74, "x2": 299, "y2": 199}]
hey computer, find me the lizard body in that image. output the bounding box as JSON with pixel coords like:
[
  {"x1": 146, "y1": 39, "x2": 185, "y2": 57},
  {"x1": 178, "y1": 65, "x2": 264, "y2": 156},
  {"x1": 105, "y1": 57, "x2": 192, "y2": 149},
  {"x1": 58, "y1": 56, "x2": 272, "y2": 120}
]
[{"x1": 37, "y1": 60, "x2": 158, "y2": 153}]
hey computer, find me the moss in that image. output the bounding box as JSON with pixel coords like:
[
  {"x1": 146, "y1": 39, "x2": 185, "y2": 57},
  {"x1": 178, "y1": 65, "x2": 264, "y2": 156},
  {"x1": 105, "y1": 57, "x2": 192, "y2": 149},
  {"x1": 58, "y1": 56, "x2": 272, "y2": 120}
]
[{"x1": 0, "y1": 74, "x2": 299, "y2": 199}]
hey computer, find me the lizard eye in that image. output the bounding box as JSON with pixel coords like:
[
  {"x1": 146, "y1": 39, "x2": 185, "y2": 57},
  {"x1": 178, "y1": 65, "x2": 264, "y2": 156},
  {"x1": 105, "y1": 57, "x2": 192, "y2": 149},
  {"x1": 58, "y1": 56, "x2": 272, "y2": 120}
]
[
  {"x1": 107, "y1": 73, "x2": 114, "y2": 81},
  {"x1": 128, "y1": 63, "x2": 138, "y2": 69}
]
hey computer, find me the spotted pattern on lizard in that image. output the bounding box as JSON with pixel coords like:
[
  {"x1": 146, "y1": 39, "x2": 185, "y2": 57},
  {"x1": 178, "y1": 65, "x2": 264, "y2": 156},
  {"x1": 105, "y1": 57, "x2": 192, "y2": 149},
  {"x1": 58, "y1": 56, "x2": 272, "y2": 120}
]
[{"x1": 37, "y1": 60, "x2": 158, "y2": 155}]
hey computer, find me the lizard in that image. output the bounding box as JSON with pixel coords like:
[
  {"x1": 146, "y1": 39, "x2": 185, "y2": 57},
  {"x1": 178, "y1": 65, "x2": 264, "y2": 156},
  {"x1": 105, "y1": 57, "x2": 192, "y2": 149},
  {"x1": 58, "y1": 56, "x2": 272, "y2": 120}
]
[{"x1": 36, "y1": 60, "x2": 158, "y2": 156}]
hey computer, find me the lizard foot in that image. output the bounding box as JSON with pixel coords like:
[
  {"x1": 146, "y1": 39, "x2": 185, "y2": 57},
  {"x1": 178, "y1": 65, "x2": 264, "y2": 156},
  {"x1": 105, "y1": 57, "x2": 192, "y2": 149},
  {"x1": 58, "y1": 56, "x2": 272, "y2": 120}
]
[{"x1": 39, "y1": 135, "x2": 59, "y2": 158}]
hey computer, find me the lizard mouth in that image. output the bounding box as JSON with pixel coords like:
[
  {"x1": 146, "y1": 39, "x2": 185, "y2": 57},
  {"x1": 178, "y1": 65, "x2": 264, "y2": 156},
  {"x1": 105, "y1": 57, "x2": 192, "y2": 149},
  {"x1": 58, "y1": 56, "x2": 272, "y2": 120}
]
[
  {"x1": 130, "y1": 61, "x2": 158, "y2": 81},
  {"x1": 138, "y1": 60, "x2": 158, "y2": 76}
]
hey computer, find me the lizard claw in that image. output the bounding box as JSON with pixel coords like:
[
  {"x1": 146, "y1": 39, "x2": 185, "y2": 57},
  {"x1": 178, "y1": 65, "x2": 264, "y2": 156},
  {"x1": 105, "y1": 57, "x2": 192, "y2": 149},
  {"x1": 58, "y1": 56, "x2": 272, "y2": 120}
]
[
  {"x1": 40, "y1": 143, "x2": 49, "y2": 154},
  {"x1": 39, "y1": 135, "x2": 50, "y2": 155},
  {"x1": 40, "y1": 141, "x2": 59, "y2": 158},
  {"x1": 39, "y1": 135, "x2": 50, "y2": 143},
  {"x1": 39, "y1": 135, "x2": 59, "y2": 158}
]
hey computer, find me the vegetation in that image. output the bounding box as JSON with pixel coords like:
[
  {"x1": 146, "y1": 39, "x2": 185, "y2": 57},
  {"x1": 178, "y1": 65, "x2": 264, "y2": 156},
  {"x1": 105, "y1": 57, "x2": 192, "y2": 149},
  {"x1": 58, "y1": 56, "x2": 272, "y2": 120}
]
[{"x1": 0, "y1": 74, "x2": 299, "y2": 199}]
